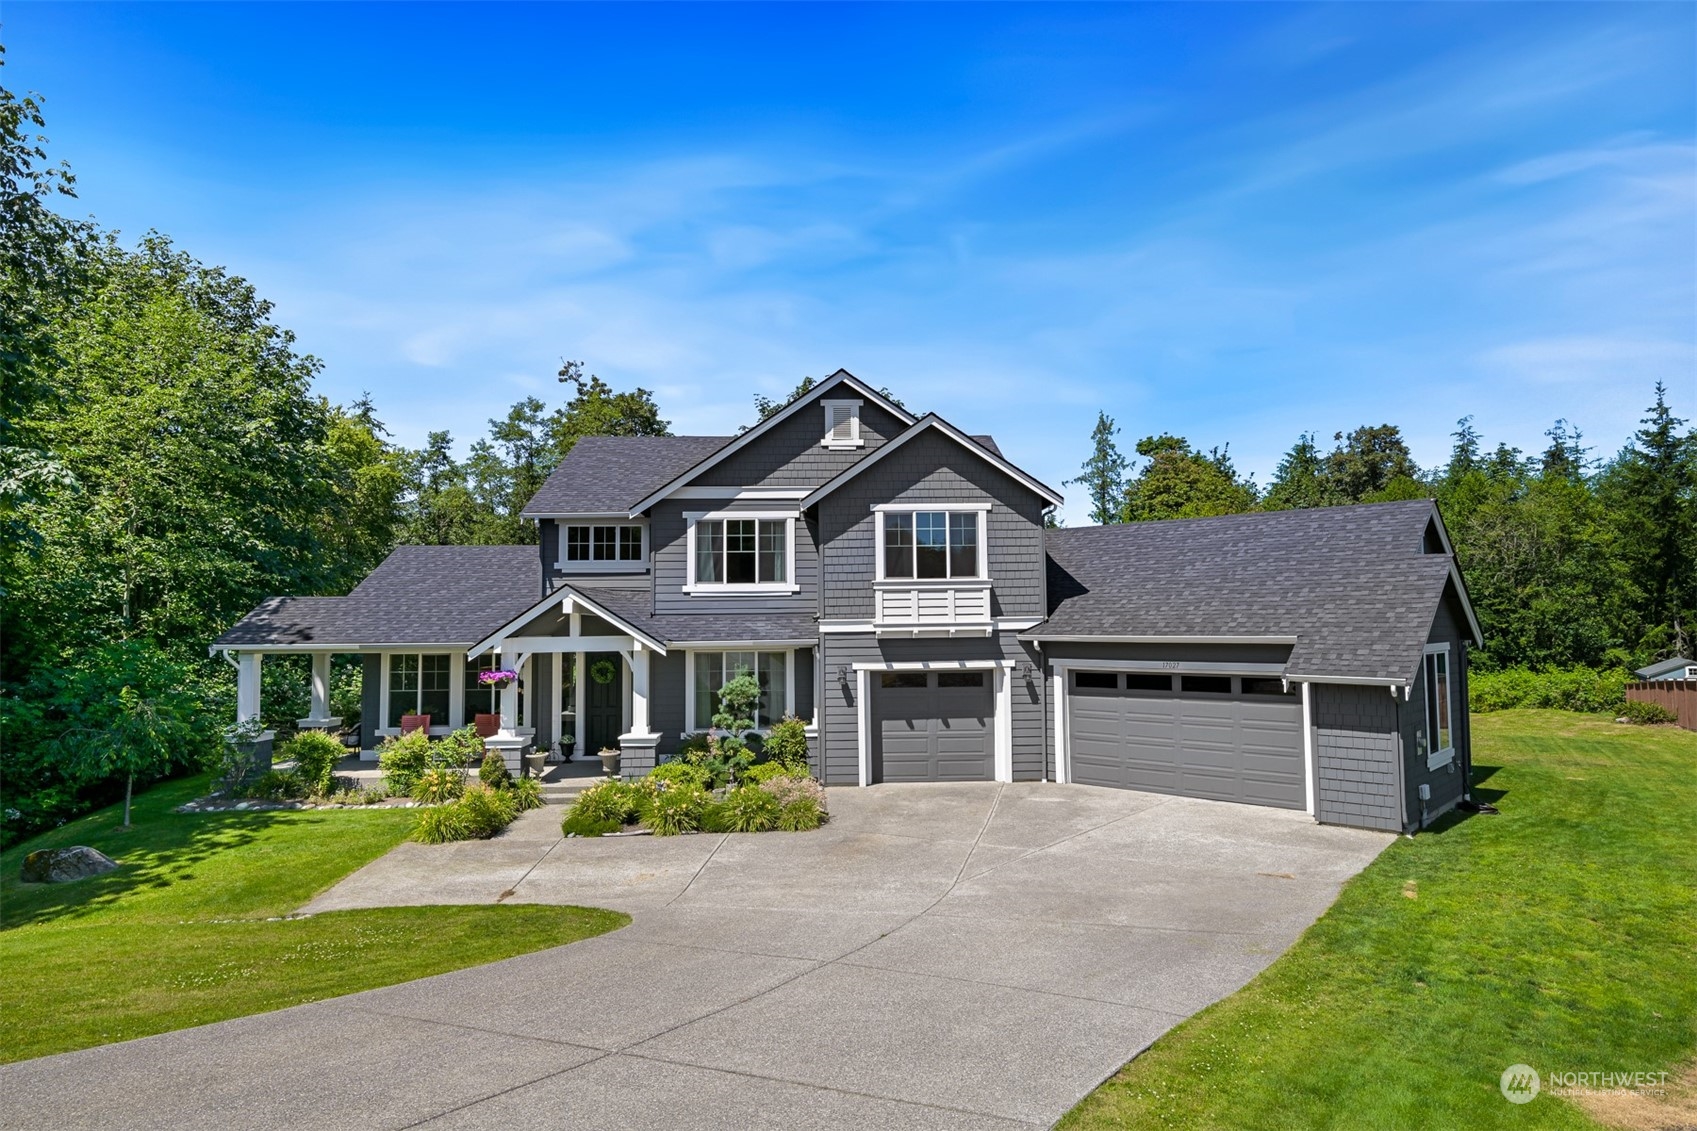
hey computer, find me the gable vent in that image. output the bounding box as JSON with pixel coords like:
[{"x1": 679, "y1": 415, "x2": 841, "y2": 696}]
[{"x1": 822, "y1": 400, "x2": 864, "y2": 448}]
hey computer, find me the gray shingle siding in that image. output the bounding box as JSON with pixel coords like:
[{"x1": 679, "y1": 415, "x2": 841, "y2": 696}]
[
  {"x1": 692, "y1": 399, "x2": 908, "y2": 488},
  {"x1": 1313, "y1": 683, "x2": 1403, "y2": 832},
  {"x1": 817, "y1": 430, "x2": 1049, "y2": 621},
  {"x1": 650, "y1": 503, "x2": 819, "y2": 617},
  {"x1": 1398, "y1": 585, "x2": 1471, "y2": 828},
  {"x1": 360, "y1": 654, "x2": 380, "y2": 746},
  {"x1": 817, "y1": 631, "x2": 1042, "y2": 785}
]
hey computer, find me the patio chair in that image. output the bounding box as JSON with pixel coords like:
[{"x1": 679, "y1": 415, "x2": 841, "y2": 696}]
[
  {"x1": 399, "y1": 713, "x2": 431, "y2": 735},
  {"x1": 473, "y1": 713, "x2": 501, "y2": 739}
]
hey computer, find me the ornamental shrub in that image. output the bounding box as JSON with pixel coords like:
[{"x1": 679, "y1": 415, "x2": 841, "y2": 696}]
[
  {"x1": 278, "y1": 730, "x2": 343, "y2": 796},
  {"x1": 571, "y1": 779, "x2": 643, "y2": 827},
  {"x1": 641, "y1": 782, "x2": 709, "y2": 836},
  {"x1": 411, "y1": 766, "x2": 464, "y2": 805},
  {"x1": 762, "y1": 715, "x2": 810, "y2": 771},
  {"x1": 378, "y1": 730, "x2": 432, "y2": 794},
  {"x1": 1620, "y1": 699, "x2": 1679, "y2": 725},
  {"x1": 479, "y1": 749, "x2": 511, "y2": 788},
  {"x1": 511, "y1": 775, "x2": 543, "y2": 811},
  {"x1": 456, "y1": 782, "x2": 519, "y2": 838},
  {"x1": 759, "y1": 774, "x2": 826, "y2": 812},
  {"x1": 248, "y1": 769, "x2": 305, "y2": 801},
  {"x1": 433, "y1": 726, "x2": 485, "y2": 771},
  {"x1": 742, "y1": 761, "x2": 807, "y2": 786},
  {"x1": 649, "y1": 760, "x2": 710, "y2": 790},
  {"x1": 717, "y1": 784, "x2": 780, "y2": 833},
  {"x1": 776, "y1": 797, "x2": 825, "y2": 832},
  {"x1": 561, "y1": 810, "x2": 624, "y2": 837},
  {"x1": 413, "y1": 804, "x2": 472, "y2": 844}
]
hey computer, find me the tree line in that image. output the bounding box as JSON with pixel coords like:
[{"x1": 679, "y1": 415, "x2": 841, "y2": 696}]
[{"x1": 1066, "y1": 398, "x2": 1697, "y2": 672}]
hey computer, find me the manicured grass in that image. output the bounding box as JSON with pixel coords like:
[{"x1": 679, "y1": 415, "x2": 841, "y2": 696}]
[
  {"x1": 1060, "y1": 711, "x2": 1697, "y2": 1131},
  {"x1": 0, "y1": 775, "x2": 627, "y2": 1063}
]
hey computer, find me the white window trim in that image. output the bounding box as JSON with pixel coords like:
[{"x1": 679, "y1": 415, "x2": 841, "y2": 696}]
[
  {"x1": 872, "y1": 506, "x2": 989, "y2": 582},
  {"x1": 556, "y1": 520, "x2": 648, "y2": 574},
  {"x1": 821, "y1": 399, "x2": 864, "y2": 450},
  {"x1": 1422, "y1": 642, "x2": 1456, "y2": 770},
  {"x1": 683, "y1": 511, "x2": 801, "y2": 595},
  {"x1": 684, "y1": 648, "x2": 796, "y2": 732},
  {"x1": 377, "y1": 650, "x2": 460, "y2": 737}
]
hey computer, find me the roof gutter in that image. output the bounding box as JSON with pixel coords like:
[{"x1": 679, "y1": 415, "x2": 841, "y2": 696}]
[{"x1": 1022, "y1": 634, "x2": 1299, "y2": 645}]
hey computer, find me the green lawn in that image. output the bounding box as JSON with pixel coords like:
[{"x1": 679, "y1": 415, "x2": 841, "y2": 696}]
[
  {"x1": 0, "y1": 775, "x2": 627, "y2": 1063},
  {"x1": 1060, "y1": 710, "x2": 1697, "y2": 1131}
]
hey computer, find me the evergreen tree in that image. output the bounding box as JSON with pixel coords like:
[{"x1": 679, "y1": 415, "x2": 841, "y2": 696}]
[
  {"x1": 1324, "y1": 424, "x2": 1420, "y2": 501},
  {"x1": 1262, "y1": 432, "x2": 1328, "y2": 511},
  {"x1": 1123, "y1": 435, "x2": 1257, "y2": 521},
  {"x1": 1068, "y1": 412, "x2": 1130, "y2": 525},
  {"x1": 1596, "y1": 383, "x2": 1697, "y2": 645}
]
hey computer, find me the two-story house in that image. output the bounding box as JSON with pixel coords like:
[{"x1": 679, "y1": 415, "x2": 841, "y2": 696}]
[{"x1": 217, "y1": 370, "x2": 1482, "y2": 834}]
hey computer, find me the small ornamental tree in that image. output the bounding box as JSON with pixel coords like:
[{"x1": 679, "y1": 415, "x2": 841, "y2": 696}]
[{"x1": 708, "y1": 668, "x2": 763, "y2": 783}]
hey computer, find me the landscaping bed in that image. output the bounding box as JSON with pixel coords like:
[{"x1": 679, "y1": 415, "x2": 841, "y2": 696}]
[
  {"x1": 0, "y1": 774, "x2": 626, "y2": 1063},
  {"x1": 1058, "y1": 710, "x2": 1697, "y2": 1131}
]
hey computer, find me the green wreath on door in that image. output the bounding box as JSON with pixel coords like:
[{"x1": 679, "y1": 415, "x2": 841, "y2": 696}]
[{"x1": 589, "y1": 658, "x2": 618, "y2": 686}]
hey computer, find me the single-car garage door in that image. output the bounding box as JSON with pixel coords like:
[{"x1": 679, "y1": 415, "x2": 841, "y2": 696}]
[
  {"x1": 1067, "y1": 671, "x2": 1303, "y2": 808},
  {"x1": 873, "y1": 671, "x2": 993, "y2": 782}
]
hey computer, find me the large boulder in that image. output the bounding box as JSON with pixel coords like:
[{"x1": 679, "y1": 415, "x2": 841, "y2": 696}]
[{"x1": 20, "y1": 846, "x2": 119, "y2": 884}]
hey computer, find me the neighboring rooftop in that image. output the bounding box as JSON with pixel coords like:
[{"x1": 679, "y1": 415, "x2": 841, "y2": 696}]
[
  {"x1": 1634, "y1": 656, "x2": 1695, "y2": 679},
  {"x1": 1031, "y1": 500, "x2": 1471, "y2": 684},
  {"x1": 521, "y1": 435, "x2": 731, "y2": 517}
]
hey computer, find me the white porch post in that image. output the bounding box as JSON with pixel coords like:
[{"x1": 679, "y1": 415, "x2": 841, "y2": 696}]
[
  {"x1": 498, "y1": 651, "x2": 524, "y2": 732},
  {"x1": 236, "y1": 651, "x2": 263, "y2": 725},
  {"x1": 573, "y1": 650, "x2": 587, "y2": 756},
  {"x1": 628, "y1": 644, "x2": 654, "y2": 737},
  {"x1": 549, "y1": 652, "x2": 563, "y2": 754},
  {"x1": 298, "y1": 651, "x2": 337, "y2": 729}
]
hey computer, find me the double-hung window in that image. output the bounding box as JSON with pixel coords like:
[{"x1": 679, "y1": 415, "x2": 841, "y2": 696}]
[
  {"x1": 880, "y1": 509, "x2": 984, "y2": 580},
  {"x1": 690, "y1": 651, "x2": 790, "y2": 730},
  {"x1": 687, "y1": 514, "x2": 794, "y2": 592},
  {"x1": 562, "y1": 523, "x2": 644, "y2": 567},
  {"x1": 387, "y1": 653, "x2": 451, "y2": 728},
  {"x1": 1422, "y1": 645, "x2": 1454, "y2": 768}
]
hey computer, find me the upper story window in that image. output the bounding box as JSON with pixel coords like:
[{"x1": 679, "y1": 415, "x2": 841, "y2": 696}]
[
  {"x1": 877, "y1": 507, "x2": 986, "y2": 580},
  {"x1": 685, "y1": 512, "x2": 799, "y2": 594},
  {"x1": 561, "y1": 522, "x2": 645, "y2": 570},
  {"x1": 821, "y1": 399, "x2": 864, "y2": 450}
]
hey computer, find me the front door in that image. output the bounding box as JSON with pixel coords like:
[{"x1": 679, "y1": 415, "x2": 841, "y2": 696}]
[{"x1": 585, "y1": 652, "x2": 624, "y2": 754}]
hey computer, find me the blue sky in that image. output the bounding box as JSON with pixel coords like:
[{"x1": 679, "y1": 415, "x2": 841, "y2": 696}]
[{"x1": 7, "y1": 2, "x2": 1694, "y2": 521}]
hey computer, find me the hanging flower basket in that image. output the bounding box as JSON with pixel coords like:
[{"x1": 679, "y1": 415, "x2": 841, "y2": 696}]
[
  {"x1": 590, "y1": 659, "x2": 617, "y2": 686},
  {"x1": 478, "y1": 668, "x2": 520, "y2": 689}
]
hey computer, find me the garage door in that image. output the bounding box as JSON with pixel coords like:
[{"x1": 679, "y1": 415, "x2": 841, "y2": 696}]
[
  {"x1": 873, "y1": 671, "x2": 993, "y2": 782},
  {"x1": 1067, "y1": 672, "x2": 1303, "y2": 808}
]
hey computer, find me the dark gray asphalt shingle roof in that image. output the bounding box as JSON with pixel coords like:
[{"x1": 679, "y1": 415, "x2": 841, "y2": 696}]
[
  {"x1": 521, "y1": 436, "x2": 731, "y2": 517},
  {"x1": 579, "y1": 588, "x2": 817, "y2": 645},
  {"x1": 1035, "y1": 500, "x2": 1464, "y2": 684},
  {"x1": 215, "y1": 546, "x2": 542, "y2": 648},
  {"x1": 216, "y1": 551, "x2": 818, "y2": 650}
]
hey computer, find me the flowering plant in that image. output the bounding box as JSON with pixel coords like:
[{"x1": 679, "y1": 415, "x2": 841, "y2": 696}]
[{"x1": 477, "y1": 669, "x2": 520, "y2": 686}]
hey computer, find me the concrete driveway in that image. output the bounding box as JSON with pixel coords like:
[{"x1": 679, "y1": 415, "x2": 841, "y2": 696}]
[{"x1": 0, "y1": 783, "x2": 1391, "y2": 1130}]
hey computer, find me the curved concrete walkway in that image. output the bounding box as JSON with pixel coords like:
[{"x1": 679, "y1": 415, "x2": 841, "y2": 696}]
[{"x1": 0, "y1": 783, "x2": 1391, "y2": 1130}]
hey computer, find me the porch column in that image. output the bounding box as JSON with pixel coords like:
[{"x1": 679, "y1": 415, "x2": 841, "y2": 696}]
[
  {"x1": 236, "y1": 651, "x2": 263, "y2": 725},
  {"x1": 573, "y1": 651, "x2": 587, "y2": 756},
  {"x1": 298, "y1": 651, "x2": 338, "y2": 729},
  {"x1": 498, "y1": 651, "x2": 524, "y2": 732},
  {"x1": 628, "y1": 644, "x2": 654, "y2": 737}
]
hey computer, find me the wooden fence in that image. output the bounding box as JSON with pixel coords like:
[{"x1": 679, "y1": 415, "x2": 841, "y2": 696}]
[{"x1": 1625, "y1": 680, "x2": 1697, "y2": 731}]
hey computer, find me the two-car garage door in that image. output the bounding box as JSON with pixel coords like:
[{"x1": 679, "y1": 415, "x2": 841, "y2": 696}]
[{"x1": 1066, "y1": 671, "x2": 1304, "y2": 809}]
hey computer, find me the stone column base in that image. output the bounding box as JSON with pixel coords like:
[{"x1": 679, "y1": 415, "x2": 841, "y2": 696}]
[{"x1": 617, "y1": 732, "x2": 661, "y2": 777}]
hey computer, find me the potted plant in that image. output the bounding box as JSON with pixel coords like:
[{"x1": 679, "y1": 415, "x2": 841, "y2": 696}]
[
  {"x1": 598, "y1": 746, "x2": 621, "y2": 777},
  {"x1": 478, "y1": 668, "x2": 520, "y2": 690}
]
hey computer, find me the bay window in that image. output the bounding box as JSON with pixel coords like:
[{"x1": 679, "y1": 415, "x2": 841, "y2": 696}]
[
  {"x1": 880, "y1": 509, "x2": 984, "y2": 580},
  {"x1": 689, "y1": 651, "x2": 790, "y2": 730},
  {"x1": 387, "y1": 653, "x2": 451, "y2": 728},
  {"x1": 687, "y1": 515, "x2": 794, "y2": 591}
]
